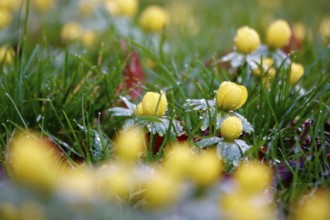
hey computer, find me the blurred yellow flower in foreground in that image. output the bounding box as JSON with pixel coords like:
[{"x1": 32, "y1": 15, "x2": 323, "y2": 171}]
[
  {"x1": 144, "y1": 169, "x2": 181, "y2": 209},
  {"x1": 115, "y1": 127, "x2": 146, "y2": 163},
  {"x1": 60, "y1": 22, "x2": 83, "y2": 42},
  {"x1": 235, "y1": 26, "x2": 261, "y2": 54},
  {"x1": 142, "y1": 91, "x2": 168, "y2": 117},
  {"x1": 139, "y1": 5, "x2": 169, "y2": 32},
  {"x1": 234, "y1": 161, "x2": 272, "y2": 195},
  {"x1": 0, "y1": 7, "x2": 12, "y2": 30},
  {"x1": 220, "y1": 192, "x2": 276, "y2": 220},
  {"x1": 57, "y1": 166, "x2": 96, "y2": 199},
  {"x1": 189, "y1": 150, "x2": 223, "y2": 187},
  {"x1": 266, "y1": 19, "x2": 292, "y2": 48},
  {"x1": 80, "y1": 30, "x2": 97, "y2": 48},
  {"x1": 220, "y1": 116, "x2": 242, "y2": 141},
  {"x1": 9, "y1": 131, "x2": 64, "y2": 192},
  {"x1": 319, "y1": 17, "x2": 330, "y2": 45},
  {"x1": 291, "y1": 189, "x2": 330, "y2": 220},
  {"x1": 289, "y1": 62, "x2": 304, "y2": 85},
  {"x1": 97, "y1": 164, "x2": 136, "y2": 200},
  {"x1": 163, "y1": 143, "x2": 193, "y2": 179},
  {"x1": 216, "y1": 81, "x2": 248, "y2": 111},
  {"x1": 0, "y1": 46, "x2": 15, "y2": 65},
  {"x1": 32, "y1": 0, "x2": 54, "y2": 13},
  {"x1": 105, "y1": 0, "x2": 138, "y2": 18},
  {"x1": 0, "y1": 0, "x2": 21, "y2": 11}
]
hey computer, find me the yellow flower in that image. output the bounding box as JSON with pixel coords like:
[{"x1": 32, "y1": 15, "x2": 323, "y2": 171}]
[
  {"x1": 142, "y1": 91, "x2": 168, "y2": 117},
  {"x1": 234, "y1": 161, "x2": 272, "y2": 195},
  {"x1": 216, "y1": 81, "x2": 248, "y2": 111},
  {"x1": 32, "y1": 0, "x2": 54, "y2": 13},
  {"x1": 292, "y1": 22, "x2": 307, "y2": 42},
  {"x1": 0, "y1": 7, "x2": 12, "y2": 30},
  {"x1": 80, "y1": 30, "x2": 97, "y2": 48},
  {"x1": 97, "y1": 164, "x2": 136, "y2": 200},
  {"x1": 104, "y1": 0, "x2": 138, "y2": 18},
  {"x1": 189, "y1": 150, "x2": 223, "y2": 187},
  {"x1": 163, "y1": 143, "x2": 193, "y2": 179},
  {"x1": 139, "y1": 5, "x2": 169, "y2": 32},
  {"x1": 115, "y1": 127, "x2": 146, "y2": 163},
  {"x1": 60, "y1": 22, "x2": 83, "y2": 42},
  {"x1": 266, "y1": 19, "x2": 292, "y2": 48},
  {"x1": 133, "y1": 103, "x2": 144, "y2": 116},
  {"x1": 289, "y1": 62, "x2": 304, "y2": 85},
  {"x1": 319, "y1": 17, "x2": 330, "y2": 45},
  {"x1": 220, "y1": 192, "x2": 276, "y2": 220},
  {"x1": 0, "y1": 202, "x2": 18, "y2": 220},
  {"x1": 0, "y1": 0, "x2": 21, "y2": 11},
  {"x1": 19, "y1": 202, "x2": 45, "y2": 220},
  {"x1": 235, "y1": 26, "x2": 261, "y2": 54},
  {"x1": 0, "y1": 46, "x2": 15, "y2": 65},
  {"x1": 291, "y1": 189, "x2": 330, "y2": 220},
  {"x1": 144, "y1": 169, "x2": 181, "y2": 209},
  {"x1": 253, "y1": 57, "x2": 275, "y2": 78},
  {"x1": 220, "y1": 116, "x2": 243, "y2": 141},
  {"x1": 9, "y1": 131, "x2": 63, "y2": 192},
  {"x1": 57, "y1": 166, "x2": 96, "y2": 199}
]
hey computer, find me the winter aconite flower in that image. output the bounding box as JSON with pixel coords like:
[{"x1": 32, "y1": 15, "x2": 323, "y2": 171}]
[
  {"x1": 266, "y1": 19, "x2": 292, "y2": 48},
  {"x1": 144, "y1": 169, "x2": 181, "y2": 209},
  {"x1": 9, "y1": 132, "x2": 64, "y2": 192},
  {"x1": 115, "y1": 127, "x2": 146, "y2": 163},
  {"x1": 142, "y1": 91, "x2": 168, "y2": 117},
  {"x1": 291, "y1": 189, "x2": 330, "y2": 220},
  {"x1": 235, "y1": 26, "x2": 261, "y2": 54},
  {"x1": 234, "y1": 161, "x2": 272, "y2": 195},
  {"x1": 60, "y1": 22, "x2": 82, "y2": 42},
  {"x1": 319, "y1": 17, "x2": 330, "y2": 45},
  {"x1": 80, "y1": 30, "x2": 97, "y2": 48},
  {"x1": 139, "y1": 5, "x2": 169, "y2": 32},
  {"x1": 0, "y1": 7, "x2": 12, "y2": 30},
  {"x1": 253, "y1": 57, "x2": 275, "y2": 78},
  {"x1": 32, "y1": 0, "x2": 54, "y2": 13},
  {"x1": 220, "y1": 116, "x2": 243, "y2": 141},
  {"x1": 216, "y1": 81, "x2": 248, "y2": 111},
  {"x1": 104, "y1": 0, "x2": 138, "y2": 18},
  {"x1": 289, "y1": 62, "x2": 304, "y2": 85},
  {"x1": 133, "y1": 103, "x2": 144, "y2": 116},
  {"x1": 0, "y1": 46, "x2": 14, "y2": 65},
  {"x1": 189, "y1": 150, "x2": 223, "y2": 187}
]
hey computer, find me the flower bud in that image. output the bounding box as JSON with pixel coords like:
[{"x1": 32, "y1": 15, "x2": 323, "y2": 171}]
[
  {"x1": 80, "y1": 30, "x2": 97, "y2": 48},
  {"x1": 105, "y1": 0, "x2": 138, "y2": 17},
  {"x1": 32, "y1": 0, "x2": 54, "y2": 13},
  {"x1": 234, "y1": 161, "x2": 272, "y2": 195},
  {"x1": 163, "y1": 143, "x2": 193, "y2": 179},
  {"x1": 319, "y1": 17, "x2": 330, "y2": 44},
  {"x1": 142, "y1": 91, "x2": 168, "y2": 117},
  {"x1": 216, "y1": 81, "x2": 248, "y2": 111},
  {"x1": 253, "y1": 57, "x2": 275, "y2": 78},
  {"x1": 139, "y1": 6, "x2": 169, "y2": 32},
  {"x1": 144, "y1": 170, "x2": 181, "y2": 208},
  {"x1": 115, "y1": 127, "x2": 146, "y2": 163},
  {"x1": 133, "y1": 103, "x2": 144, "y2": 116},
  {"x1": 60, "y1": 22, "x2": 82, "y2": 42},
  {"x1": 266, "y1": 19, "x2": 291, "y2": 48},
  {"x1": 0, "y1": 46, "x2": 14, "y2": 65},
  {"x1": 220, "y1": 116, "x2": 242, "y2": 141},
  {"x1": 0, "y1": 8, "x2": 12, "y2": 30},
  {"x1": 289, "y1": 62, "x2": 304, "y2": 85},
  {"x1": 235, "y1": 26, "x2": 261, "y2": 54},
  {"x1": 189, "y1": 150, "x2": 222, "y2": 187},
  {"x1": 9, "y1": 131, "x2": 63, "y2": 192}
]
